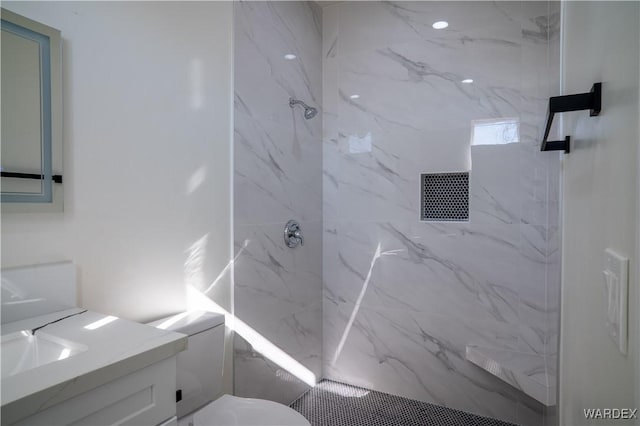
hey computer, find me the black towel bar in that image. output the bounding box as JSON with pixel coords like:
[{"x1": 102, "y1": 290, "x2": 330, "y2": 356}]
[
  {"x1": 1, "y1": 171, "x2": 63, "y2": 184},
  {"x1": 541, "y1": 82, "x2": 602, "y2": 153}
]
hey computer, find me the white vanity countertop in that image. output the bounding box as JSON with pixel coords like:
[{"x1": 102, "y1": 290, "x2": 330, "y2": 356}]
[{"x1": 1, "y1": 308, "x2": 188, "y2": 425}]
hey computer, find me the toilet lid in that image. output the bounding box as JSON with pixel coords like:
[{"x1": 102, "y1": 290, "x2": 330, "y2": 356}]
[{"x1": 192, "y1": 395, "x2": 310, "y2": 426}]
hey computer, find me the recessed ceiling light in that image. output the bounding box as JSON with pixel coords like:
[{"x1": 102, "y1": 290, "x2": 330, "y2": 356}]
[
  {"x1": 284, "y1": 54, "x2": 297, "y2": 60},
  {"x1": 432, "y1": 21, "x2": 449, "y2": 30},
  {"x1": 461, "y1": 78, "x2": 474, "y2": 84},
  {"x1": 350, "y1": 94, "x2": 360, "y2": 99}
]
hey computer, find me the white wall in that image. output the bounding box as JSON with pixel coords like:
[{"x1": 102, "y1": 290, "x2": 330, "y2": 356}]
[
  {"x1": 1, "y1": 0, "x2": 233, "y2": 341},
  {"x1": 559, "y1": 2, "x2": 639, "y2": 424}
]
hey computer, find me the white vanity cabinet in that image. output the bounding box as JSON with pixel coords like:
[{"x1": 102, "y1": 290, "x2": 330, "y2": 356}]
[
  {"x1": 1, "y1": 264, "x2": 187, "y2": 426},
  {"x1": 10, "y1": 356, "x2": 177, "y2": 426},
  {"x1": 1, "y1": 308, "x2": 187, "y2": 426}
]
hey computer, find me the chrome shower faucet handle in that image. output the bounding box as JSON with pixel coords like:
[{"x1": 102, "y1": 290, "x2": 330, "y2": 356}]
[{"x1": 284, "y1": 220, "x2": 304, "y2": 248}]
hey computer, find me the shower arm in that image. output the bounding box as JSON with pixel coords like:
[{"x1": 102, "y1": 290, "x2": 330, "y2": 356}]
[
  {"x1": 289, "y1": 97, "x2": 317, "y2": 120},
  {"x1": 289, "y1": 98, "x2": 308, "y2": 108}
]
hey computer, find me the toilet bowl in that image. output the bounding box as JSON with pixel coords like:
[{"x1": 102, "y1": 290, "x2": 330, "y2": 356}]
[
  {"x1": 148, "y1": 311, "x2": 310, "y2": 426},
  {"x1": 179, "y1": 395, "x2": 309, "y2": 426}
]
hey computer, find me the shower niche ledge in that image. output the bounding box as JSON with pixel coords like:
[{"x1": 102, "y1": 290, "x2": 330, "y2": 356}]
[{"x1": 465, "y1": 345, "x2": 556, "y2": 407}]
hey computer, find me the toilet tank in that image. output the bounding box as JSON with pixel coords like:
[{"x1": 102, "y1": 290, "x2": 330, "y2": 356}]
[{"x1": 148, "y1": 311, "x2": 225, "y2": 418}]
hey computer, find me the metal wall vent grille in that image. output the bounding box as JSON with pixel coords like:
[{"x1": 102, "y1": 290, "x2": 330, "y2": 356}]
[{"x1": 421, "y1": 172, "x2": 469, "y2": 222}]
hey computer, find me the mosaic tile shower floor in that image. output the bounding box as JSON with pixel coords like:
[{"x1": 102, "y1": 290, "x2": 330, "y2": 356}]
[{"x1": 290, "y1": 380, "x2": 517, "y2": 426}]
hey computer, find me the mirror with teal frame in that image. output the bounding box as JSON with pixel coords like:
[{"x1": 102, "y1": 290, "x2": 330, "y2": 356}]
[{"x1": 1, "y1": 9, "x2": 63, "y2": 211}]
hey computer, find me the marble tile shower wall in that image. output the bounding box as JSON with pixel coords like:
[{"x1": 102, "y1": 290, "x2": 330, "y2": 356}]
[
  {"x1": 322, "y1": 2, "x2": 560, "y2": 425},
  {"x1": 233, "y1": 1, "x2": 323, "y2": 405}
]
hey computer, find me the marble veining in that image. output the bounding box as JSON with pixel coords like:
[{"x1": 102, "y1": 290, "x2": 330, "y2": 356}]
[
  {"x1": 232, "y1": 1, "x2": 560, "y2": 424},
  {"x1": 323, "y1": 2, "x2": 560, "y2": 426},
  {"x1": 466, "y1": 345, "x2": 557, "y2": 406},
  {"x1": 233, "y1": 0, "x2": 323, "y2": 405}
]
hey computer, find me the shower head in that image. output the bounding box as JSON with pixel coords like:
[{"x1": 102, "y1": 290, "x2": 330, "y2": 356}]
[
  {"x1": 303, "y1": 107, "x2": 318, "y2": 120},
  {"x1": 289, "y1": 98, "x2": 318, "y2": 120}
]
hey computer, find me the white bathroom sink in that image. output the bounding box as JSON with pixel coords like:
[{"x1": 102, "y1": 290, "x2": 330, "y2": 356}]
[
  {"x1": 1, "y1": 308, "x2": 187, "y2": 425},
  {"x1": 1, "y1": 331, "x2": 87, "y2": 379}
]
